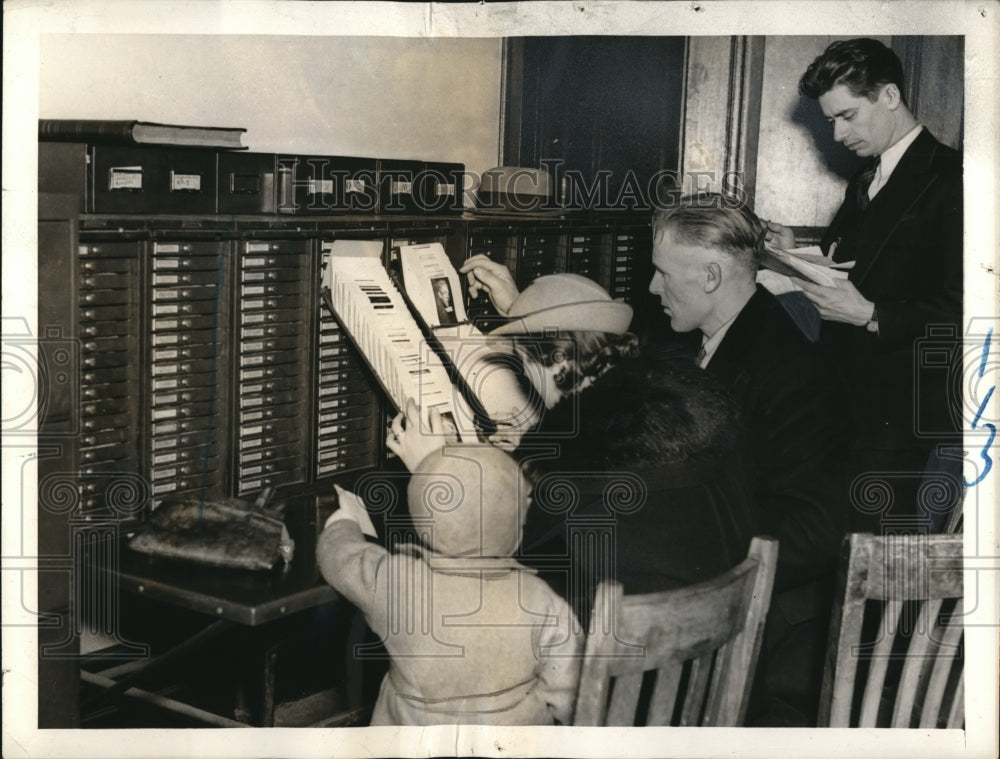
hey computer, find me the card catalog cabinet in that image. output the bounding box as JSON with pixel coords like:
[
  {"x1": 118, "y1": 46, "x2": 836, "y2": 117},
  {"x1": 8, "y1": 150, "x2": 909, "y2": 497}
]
[
  {"x1": 517, "y1": 226, "x2": 568, "y2": 290},
  {"x1": 148, "y1": 240, "x2": 229, "y2": 503},
  {"x1": 609, "y1": 223, "x2": 654, "y2": 304},
  {"x1": 76, "y1": 239, "x2": 145, "y2": 516},
  {"x1": 315, "y1": 250, "x2": 379, "y2": 479},
  {"x1": 566, "y1": 227, "x2": 613, "y2": 282},
  {"x1": 465, "y1": 225, "x2": 520, "y2": 323},
  {"x1": 234, "y1": 239, "x2": 313, "y2": 495},
  {"x1": 39, "y1": 225, "x2": 383, "y2": 524},
  {"x1": 38, "y1": 143, "x2": 655, "y2": 527}
]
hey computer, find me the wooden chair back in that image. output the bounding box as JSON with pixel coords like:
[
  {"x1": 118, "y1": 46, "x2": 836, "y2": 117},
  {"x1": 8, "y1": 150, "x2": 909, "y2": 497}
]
[
  {"x1": 573, "y1": 536, "x2": 778, "y2": 726},
  {"x1": 818, "y1": 532, "x2": 964, "y2": 728}
]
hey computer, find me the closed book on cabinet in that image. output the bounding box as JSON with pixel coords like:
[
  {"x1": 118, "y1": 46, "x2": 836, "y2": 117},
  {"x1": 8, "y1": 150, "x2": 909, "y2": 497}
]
[{"x1": 40, "y1": 119, "x2": 247, "y2": 150}]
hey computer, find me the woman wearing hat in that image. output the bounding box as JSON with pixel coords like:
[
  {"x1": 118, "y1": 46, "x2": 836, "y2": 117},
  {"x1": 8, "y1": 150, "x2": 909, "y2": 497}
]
[
  {"x1": 388, "y1": 261, "x2": 757, "y2": 629},
  {"x1": 387, "y1": 263, "x2": 638, "y2": 466}
]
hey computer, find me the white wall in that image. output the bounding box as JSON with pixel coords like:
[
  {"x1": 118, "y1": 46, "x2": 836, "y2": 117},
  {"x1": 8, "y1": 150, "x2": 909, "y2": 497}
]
[{"x1": 39, "y1": 34, "x2": 503, "y2": 177}]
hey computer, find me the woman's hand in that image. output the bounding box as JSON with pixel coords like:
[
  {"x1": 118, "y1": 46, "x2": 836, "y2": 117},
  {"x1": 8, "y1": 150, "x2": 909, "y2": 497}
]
[
  {"x1": 458, "y1": 255, "x2": 520, "y2": 316},
  {"x1": 386, "y1": 399, "x2": 458, "y2": 472}
]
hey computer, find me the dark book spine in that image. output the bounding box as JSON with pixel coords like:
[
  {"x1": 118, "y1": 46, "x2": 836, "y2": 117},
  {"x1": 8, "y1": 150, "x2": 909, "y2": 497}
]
[{"x1": 39, "y1": 119, "x2": 138, "y2": 144}]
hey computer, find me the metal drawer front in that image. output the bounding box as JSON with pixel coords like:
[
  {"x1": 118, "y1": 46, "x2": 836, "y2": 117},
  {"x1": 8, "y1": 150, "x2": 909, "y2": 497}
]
[
  {"x1": 150, "y1": 149, "x2": 218, "y2": 214},
  {"x1": 278, "y1": 154, "x2": 378, "y2": 215},
  {"x1": 240, "y1": 322, "x2": 304, "y2": 339},
  {"x1": 218, "y1": 152, "x2": 277, "y2": 214},
  {"x1": 151, "y1": 314, "x2": 222, "y2": 332},
  {"x1": 234, "y1": 239, "x2": 311, "y2": 496},
  {"x1": 152, "y1": 269, "x2": 226, "y2": 287},
  {"x1": 89, "y1": 145, "x2": 157, "y2": 214}
]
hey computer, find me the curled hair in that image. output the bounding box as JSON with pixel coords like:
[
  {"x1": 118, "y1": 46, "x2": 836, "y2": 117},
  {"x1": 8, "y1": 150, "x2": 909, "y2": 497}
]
[
  {"x1": 651, "y1": 192, "x2": 767, "y2": 275},
  {"x1": 799, "y1": 37, "x2": 906, "y2": 102},
  {"x1": 513, "y1": 330, "x2": 639, "y2": 395}
]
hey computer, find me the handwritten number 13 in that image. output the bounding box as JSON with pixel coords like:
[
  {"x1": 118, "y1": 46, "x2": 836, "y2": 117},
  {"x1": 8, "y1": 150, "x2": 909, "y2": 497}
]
[{"x1": 966, "y1": 328, "x2": 996, "y2": 488}]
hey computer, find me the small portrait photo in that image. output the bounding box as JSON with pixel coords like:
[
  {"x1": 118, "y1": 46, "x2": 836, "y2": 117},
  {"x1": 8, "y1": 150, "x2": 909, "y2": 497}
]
[{"x1": 432, "y1": 276, "x2": 457, "y2": 325}]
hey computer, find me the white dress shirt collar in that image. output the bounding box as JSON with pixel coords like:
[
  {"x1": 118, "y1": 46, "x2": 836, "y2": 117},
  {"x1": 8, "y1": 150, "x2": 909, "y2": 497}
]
[
  {"x1": 698, "y1": 310, "x2": 740, "y2": 368},
  {"x1": 870, "y1": 124, "x2": 923, "y2": 198}
]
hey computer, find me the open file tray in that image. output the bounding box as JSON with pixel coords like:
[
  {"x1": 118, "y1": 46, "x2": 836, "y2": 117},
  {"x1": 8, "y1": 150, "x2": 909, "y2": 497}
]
[
  {"x1": 393, "y1": 243, "x2": 539, "y2": 447},
  {"x1": 321, "y1": 240, "x2": 538, "y2": 447}
]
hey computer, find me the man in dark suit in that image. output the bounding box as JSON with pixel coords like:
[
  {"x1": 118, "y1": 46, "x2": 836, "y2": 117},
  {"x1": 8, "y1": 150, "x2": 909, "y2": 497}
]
[
  {"x1": 772, "y1": 38, "x2": 963, "y2": 532},
  {"x1": 649, "y1": 194, "x2": 850, "y2": 725}
]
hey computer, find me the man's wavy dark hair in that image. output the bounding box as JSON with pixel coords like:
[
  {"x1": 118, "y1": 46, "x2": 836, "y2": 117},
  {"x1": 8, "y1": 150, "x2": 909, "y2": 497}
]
[{"x1": 799, "y1": 37, "x2": 906, "y2": 103}]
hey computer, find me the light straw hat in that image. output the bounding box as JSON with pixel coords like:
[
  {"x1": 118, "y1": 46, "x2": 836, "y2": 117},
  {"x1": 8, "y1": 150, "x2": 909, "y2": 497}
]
[{"x1": 491, "y1": 274, "x2": 633, "y2": 336}]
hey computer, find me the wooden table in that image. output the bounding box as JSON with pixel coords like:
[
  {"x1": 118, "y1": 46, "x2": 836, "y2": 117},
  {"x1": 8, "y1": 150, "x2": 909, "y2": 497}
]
[{"x1": 82, "y1": 493, "x2": 344, "y2": 727}]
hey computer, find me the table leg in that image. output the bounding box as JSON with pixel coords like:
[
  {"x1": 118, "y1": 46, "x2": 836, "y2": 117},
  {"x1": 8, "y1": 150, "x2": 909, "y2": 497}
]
[
  {"x1": 260, "y1": 647, "x2": 279, "y2": 727},
  {"x1": 83, "y1": 619, "x2": 232, "y2": 711}
]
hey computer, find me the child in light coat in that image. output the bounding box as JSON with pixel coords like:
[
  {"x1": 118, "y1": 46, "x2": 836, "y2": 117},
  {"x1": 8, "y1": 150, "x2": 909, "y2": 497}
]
[{"x1": 317, "y1": 444, "x2": 583, "y2": 725}]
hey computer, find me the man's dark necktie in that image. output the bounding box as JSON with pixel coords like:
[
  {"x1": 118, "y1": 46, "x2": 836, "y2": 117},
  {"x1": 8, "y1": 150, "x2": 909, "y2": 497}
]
[{"x1": 856, "y1": 158, "x2": 880, "y2": 212}]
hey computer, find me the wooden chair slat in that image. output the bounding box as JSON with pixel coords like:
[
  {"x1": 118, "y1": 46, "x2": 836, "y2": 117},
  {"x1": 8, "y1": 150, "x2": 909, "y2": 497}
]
[
  {"x1": 946, "y1": 669, "x2": 965, "y2": 729},
  {"x1": 823, "y1": 597, "x2": 867, "y2": 726},
  {"x1": 706, "y1": 537, "x2": 780, "y2": 725},
  {"x1": 823, "y1": 534, "x2": 873, "y2": 727},
  {"x1": 573, "y1": 536, "x2": 778, "y2": 727},
  {"x1": 819, "y1": 533, "x2": 964, "y2": 729},
  {"x1": 891, "y1": 598, "x2": 944, "y2": 726},
  {"x1": 679, "y1": 652, "x2": 714, "y2": 726},
  {"x1": 646, "y1": 664, "x2": 682, "y2": 726},
  {"x1": 919, "y1": 599, "x2": 964, "y2": 729},
  {"x1": 572, "y1": 581, "x2": 623, "y2": 726},
  {"x1": 606, "y1": 673, "x2": 644, "y2": 726},
  {"x1": 858, "y1": 599, "x2": 902, "y2": 727}
]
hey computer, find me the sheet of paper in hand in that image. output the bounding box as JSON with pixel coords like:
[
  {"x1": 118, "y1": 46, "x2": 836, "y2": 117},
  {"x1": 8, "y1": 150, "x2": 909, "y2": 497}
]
[
  {"x1": 758, "y1": 244, "x2": 856, "y2": 294},
  {"x1": 325, "y1": 484, "x2": 378, "y2": 538}
]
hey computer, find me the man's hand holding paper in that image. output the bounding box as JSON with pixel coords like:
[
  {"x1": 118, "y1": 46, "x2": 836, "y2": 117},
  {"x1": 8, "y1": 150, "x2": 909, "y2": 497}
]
[{"x1": 791, "y1": 276, "x2": 875, "y2": 326}]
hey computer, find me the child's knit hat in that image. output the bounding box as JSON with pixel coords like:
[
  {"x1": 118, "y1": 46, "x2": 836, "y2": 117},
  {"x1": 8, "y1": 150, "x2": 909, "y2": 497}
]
[{"x1": 407, "y1": 445, "x2": 527, "y2": 558}]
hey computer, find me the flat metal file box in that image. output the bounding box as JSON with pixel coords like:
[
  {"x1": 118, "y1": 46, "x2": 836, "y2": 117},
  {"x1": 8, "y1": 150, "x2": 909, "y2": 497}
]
[
  {"x1": 278, "y1": 154, "x2": 378, "y2": 215},
  {"x1": 218, "y1": 152, "x2": 277, "y2": 214},
  {"x1": 377, "y1": 158, "x2": 424, "y2": 215},
  {"x1": 85, "y1": 146, "x2": 219, "y2": 214},
  {"x1": 89, "y1": 145, "x2": 160, "y2": 214},
  {"x1": 421, "y1": 161, "x2": 466, "y2": 215},
  {"x1": 153, "y1": 148, "x2": 219, "y2": 214}
]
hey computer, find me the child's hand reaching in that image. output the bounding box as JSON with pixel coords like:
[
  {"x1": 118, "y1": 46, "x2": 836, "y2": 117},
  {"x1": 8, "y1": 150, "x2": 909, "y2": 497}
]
[{"x1": 324, "y1": 484, "x2": 378, "y2": 538}]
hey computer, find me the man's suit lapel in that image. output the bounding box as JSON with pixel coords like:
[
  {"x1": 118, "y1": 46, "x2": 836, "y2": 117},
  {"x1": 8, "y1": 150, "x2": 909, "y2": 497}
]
[
  {"x1": 704, "y1": 288, "x2": 767, "y2": 389},
  {"x1": 850, "y1": 130, "x2": 944, "y2": 285}
]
